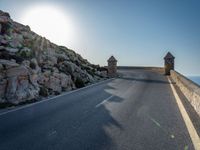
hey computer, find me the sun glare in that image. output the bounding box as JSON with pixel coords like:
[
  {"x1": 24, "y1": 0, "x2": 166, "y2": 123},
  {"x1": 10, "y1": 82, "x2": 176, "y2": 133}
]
[{"x1": 20, "y1": 5, "x2": 75, "y2": 46}]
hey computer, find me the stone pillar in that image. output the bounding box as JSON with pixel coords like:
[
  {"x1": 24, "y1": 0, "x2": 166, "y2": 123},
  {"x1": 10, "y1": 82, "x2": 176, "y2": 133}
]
[
  {"x1": 107, "y1": 56, "x2": 117, "y2": 77},
  {"x1": 164, "y1": 52, "x2": 175, "y2": 75}
]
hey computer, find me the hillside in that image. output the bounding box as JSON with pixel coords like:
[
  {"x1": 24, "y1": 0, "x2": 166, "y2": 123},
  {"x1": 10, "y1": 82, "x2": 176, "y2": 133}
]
[{"x1": 0, "y1": 10, "x2": 107, "y2": 105}]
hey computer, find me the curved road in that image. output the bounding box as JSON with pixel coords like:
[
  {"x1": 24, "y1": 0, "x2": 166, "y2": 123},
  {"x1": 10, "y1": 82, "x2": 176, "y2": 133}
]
[{"x1": 0, "y1": 68, "x2": 195, "y2": 150}]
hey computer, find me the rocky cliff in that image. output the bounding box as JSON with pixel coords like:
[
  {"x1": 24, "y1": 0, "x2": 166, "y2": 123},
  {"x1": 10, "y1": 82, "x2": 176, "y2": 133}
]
[{"x1": 0, "y1": 10, "x2": 107, "y2": 105}]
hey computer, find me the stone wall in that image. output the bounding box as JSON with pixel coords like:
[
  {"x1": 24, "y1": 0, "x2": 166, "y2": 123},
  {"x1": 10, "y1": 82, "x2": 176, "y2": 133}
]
[{"x1": 170, "y1": 70, "x2": 200, "y2": 117}]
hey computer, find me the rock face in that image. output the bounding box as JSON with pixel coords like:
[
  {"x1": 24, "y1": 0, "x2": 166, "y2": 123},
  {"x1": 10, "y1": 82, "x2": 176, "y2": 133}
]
[{"x1": 0, "y1": 10, "x2": 106, "y2": 105}]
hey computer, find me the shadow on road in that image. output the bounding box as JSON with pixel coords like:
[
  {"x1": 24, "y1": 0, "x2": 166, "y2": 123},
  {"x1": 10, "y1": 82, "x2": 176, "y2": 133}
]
[
  {"x1": 0, "y1": 81, "x2": 125, "y2": 150},
  {"x1": 53, "y1": 83, "x2": 124, "y2": 150},
  {"x1": 118, "y1": 77, "x2": 170, "y2": 84}
]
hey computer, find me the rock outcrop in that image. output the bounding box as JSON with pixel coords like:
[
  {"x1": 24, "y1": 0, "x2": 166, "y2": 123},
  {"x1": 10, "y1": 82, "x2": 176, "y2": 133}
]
[{"x1": 0, "y1": 10, "x2": 106, "y2": 105}]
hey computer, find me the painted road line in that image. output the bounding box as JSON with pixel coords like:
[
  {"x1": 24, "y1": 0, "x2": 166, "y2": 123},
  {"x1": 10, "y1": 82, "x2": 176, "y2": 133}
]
[
  {"x1": 168, "y1": 77, "x2": 200, "y2": 150},
  {"x1": 95, "y1": 95, "x2": 114, "y2": 108},
  {"x1": 0, "y1": 78, "x2": 114, "y2": 116}
]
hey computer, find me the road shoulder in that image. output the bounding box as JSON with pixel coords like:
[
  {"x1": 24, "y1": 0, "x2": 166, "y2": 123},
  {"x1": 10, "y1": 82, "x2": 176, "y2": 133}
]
[{"x1": 168, "y1": 77, "x2": 200, "y2": 150}]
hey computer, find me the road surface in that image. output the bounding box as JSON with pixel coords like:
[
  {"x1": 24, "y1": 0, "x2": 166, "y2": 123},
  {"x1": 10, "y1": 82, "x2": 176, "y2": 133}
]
[{"x1": 0, "y1": 68, "x2": 195, "y2": 150}]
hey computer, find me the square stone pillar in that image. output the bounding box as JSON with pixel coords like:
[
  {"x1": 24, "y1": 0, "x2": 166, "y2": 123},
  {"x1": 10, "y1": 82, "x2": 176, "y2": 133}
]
[
  {"x1": 107, "y1": 56, "x2": 117, "y2": 77},
  {"x1": 164, "y1": 52, "x2": 175, "y2": 75}
]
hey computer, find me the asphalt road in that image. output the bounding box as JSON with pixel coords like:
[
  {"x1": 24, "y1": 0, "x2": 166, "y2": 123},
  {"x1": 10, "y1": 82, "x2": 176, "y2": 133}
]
[{"x1": 0, "y1": 69, "x2": 195, "y2": 150}]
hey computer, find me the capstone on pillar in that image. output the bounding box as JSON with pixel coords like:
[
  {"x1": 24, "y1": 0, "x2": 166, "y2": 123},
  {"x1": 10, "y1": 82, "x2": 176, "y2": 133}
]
[
  {"x1": 107, "y1": 56, "x2": 117, "y2": 77},
  {"x1": 164, "y1": 52, "x2": 175, "y2": 75}
]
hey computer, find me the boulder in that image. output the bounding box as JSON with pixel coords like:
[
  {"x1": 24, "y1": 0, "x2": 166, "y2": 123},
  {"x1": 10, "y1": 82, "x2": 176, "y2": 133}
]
[
  {"x1": 12, "y1": 32, "x2": 24, "y2": 43},
  {"x1": 30, "y1": 58, "x2": 41, "y2": 73},
  {"x1": 5, "y1": 76, "x2": 18, "y2": 103},
  {"x1": 0, "y1": 20, "x2": 12, "y2": 35},
  {"x1": 0, "y1": 10, "x2": 10, "y2": 18},
  {"x1": 40, "y1": 55, "x2": 57, "y2": 69},
  {"x1": 21, "y1": 47, "x2": 31, "y2": 53},
  {"x1": 62, "y1": 61, "x2": 77, "y2": 74},
  {"x1": 48, "y1": 55, "x2": 57, "y2": 66},
  {"x1": 6, "y1": 65, "x2": 29, "y2": 77},
  {"x1": 38, "y1": 71, "x2": 50, "y2": 85},
  {"x1": 18, "y1": 47, "x2": 33, "y2": 58},
  {"x1": 5, "y1": 47, "x2": 19, "y2": 53},
  {"x1": 0, "y1": 51, "x2": 24, "y2": 63},
  {"x1": 56, "y1": 53, "x2": 70, "y2": 63},
  {"x1": 96, "y1": 71, "x2": 108, "y2": 78},
  {"x1": 45, "y1": 75, "x2": 62, "y2": 94},
  {"x1": 9, "y1": 38, "x2": 22, "y2": 48},
  {"x1": 87, "y1": 73, "x2": 95, "y2": 83},
  {"x1": 0, "y1": 79, "x2": 7, "y2": 101},
  {"x1": 14, "y1": 77, "x2": 30, "y2": 102},
  {"x1": 39, "y1": 71, "x2": 75, "y2": 95},
  {"x1": 0, "y1": 15, "x2": 11, "y2": 23},
  {"x1": 5, "y1": 65, "x2": 39, "y2": 104},
  {"x1": 0, "y1": 64, "x2": 5, "y2": 84},
  {"x1": 0, "y1": 63, "x2": 4, "y2": 71},
  {"x1": 22, "y1": 60, "x2": 30, "y2": 67},
  {"x1": 56, "y1": 72, "x2": 75, "y2": 90},
  {"x1": 0, "y1": 38, "x2": 8, "y2": 45},
  {"x1": 52, "y1": 67, "x2": 59, "y2": 73},
  {"x1": 0, "y1": 11, "x2": 12, "y2": 34},
  {"x1": 61, "y1": 60, "x2": 95, "y2": 84},
  {"x1": 0, "y1": 59, "x2": 19, "y2": 69},
  {"x1": 21, "y1": 31, "x2": 33, "y2": 39}
]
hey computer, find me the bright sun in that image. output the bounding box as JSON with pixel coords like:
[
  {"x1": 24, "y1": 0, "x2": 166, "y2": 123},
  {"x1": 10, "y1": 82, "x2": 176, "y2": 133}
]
[{"x1": 20, "y1": 5, "x2": 75, "y2": 46}]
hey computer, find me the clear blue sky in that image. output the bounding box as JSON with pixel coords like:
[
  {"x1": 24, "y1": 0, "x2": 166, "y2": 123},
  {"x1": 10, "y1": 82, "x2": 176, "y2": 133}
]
[{"x1": 0, "y1": 0, "x2": 199, "y2": 75}]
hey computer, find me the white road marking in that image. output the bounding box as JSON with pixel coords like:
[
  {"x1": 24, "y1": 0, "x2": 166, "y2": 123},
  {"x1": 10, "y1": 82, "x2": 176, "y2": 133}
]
[
  {"x1": 95, "y1": 95, "x2": 114, "y2": 108},
  {"x1": 168, "y1": 77, "x2": 200, "y2": 150},
  {"x1": 48, "y1": 130, "x2": 57, "y2": 136},
  {"x1": 0, "y1": 78, "x2": 114, "y2": 116}
]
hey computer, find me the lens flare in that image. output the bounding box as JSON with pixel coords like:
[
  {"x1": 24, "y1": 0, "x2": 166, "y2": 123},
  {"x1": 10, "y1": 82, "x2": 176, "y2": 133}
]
[{"x1": 20, "y1": 4, "x2": 75, "y2": 46}]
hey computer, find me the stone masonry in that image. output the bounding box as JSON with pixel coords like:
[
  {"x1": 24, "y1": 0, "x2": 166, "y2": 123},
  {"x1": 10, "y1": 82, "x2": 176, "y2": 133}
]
[
  {"x1": 164, "y1": 52, "x2": 175, "y2": 75},
  {"x1": 107, "y1": 56, "x2": 117, "y2": 77}
]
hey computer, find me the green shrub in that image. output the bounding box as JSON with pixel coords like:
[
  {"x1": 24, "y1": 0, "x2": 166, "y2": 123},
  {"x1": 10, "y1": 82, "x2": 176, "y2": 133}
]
[
  {"x1": 87, "y1": 70, "x2": 95, "y2": 77},
  {"x1": 39, "y1": 87, "x2": 49, "y2": 97},
  {"x1": 75, "y1": 77, "x2": 85, "y2": 88},
  {"x1": 17, "y1": 50, "x2": 33, "y2": 58}
]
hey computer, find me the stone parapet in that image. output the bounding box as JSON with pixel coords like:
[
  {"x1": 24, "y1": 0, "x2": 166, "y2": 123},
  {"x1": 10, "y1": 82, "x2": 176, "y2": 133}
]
[{"x1": 170, "y1": 70, "x2": 200, "y2": 117}]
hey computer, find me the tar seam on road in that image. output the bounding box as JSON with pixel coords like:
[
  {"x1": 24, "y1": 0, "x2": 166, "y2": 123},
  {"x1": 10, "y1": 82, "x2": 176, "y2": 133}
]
[
  {"x1": 168, "y1": 77, "x2": 200, "y2": 150},
  {"x1": 0, "y1": 78, "x2": 114, "y2": 116},
  {"x1": 95, "y1": 95, "x2": 114, "y2": 108}
]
